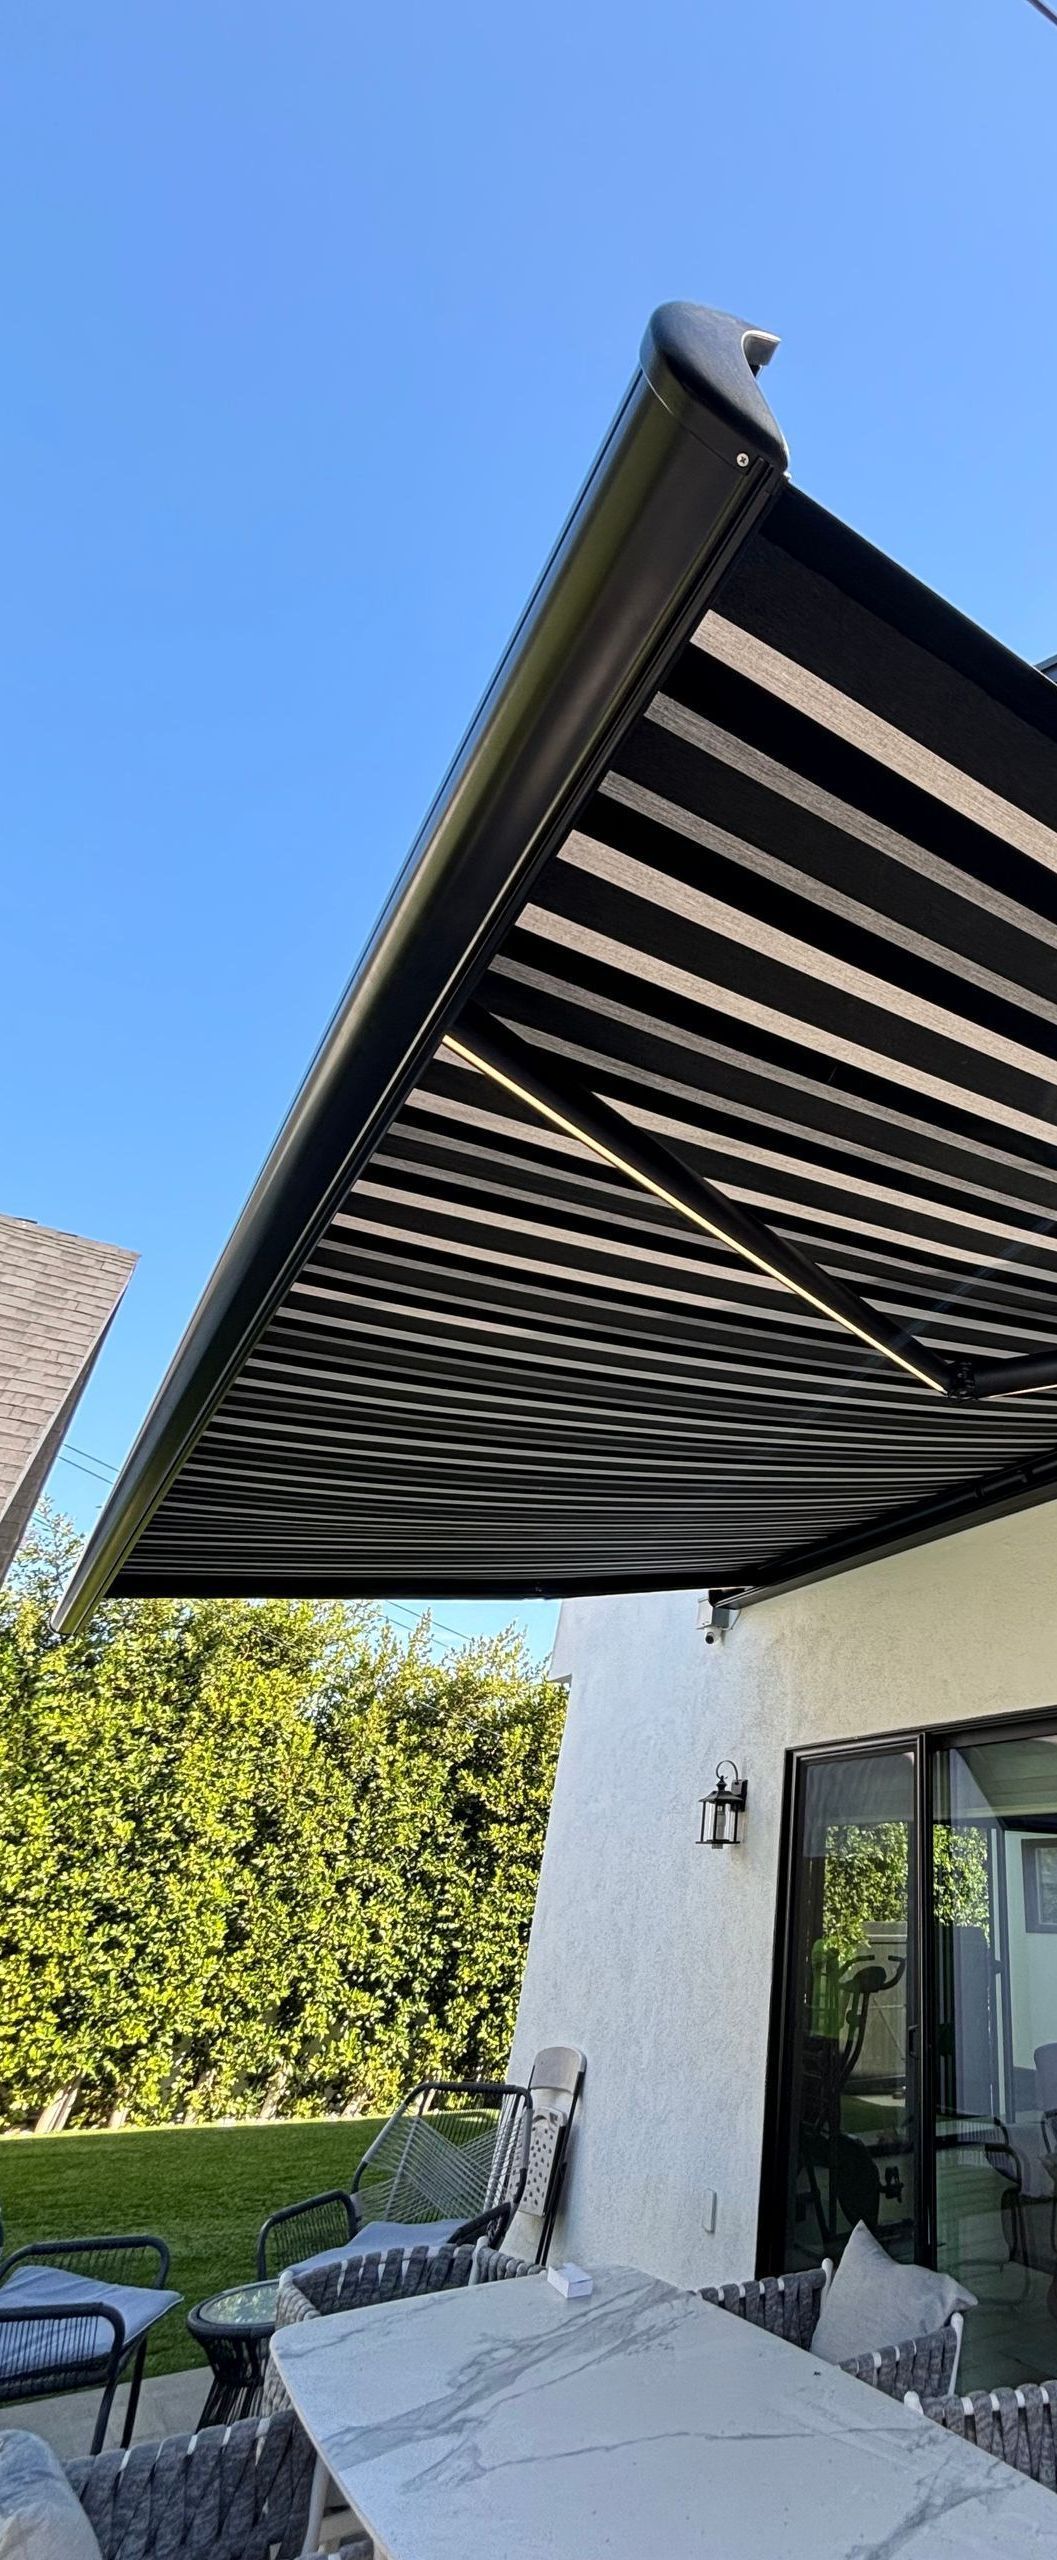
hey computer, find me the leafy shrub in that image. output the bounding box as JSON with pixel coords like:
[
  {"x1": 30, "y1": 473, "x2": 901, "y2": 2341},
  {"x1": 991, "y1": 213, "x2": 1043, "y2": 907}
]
[{"x1": 0, "y1": 1508, "x2": 565, "y2": 2130}]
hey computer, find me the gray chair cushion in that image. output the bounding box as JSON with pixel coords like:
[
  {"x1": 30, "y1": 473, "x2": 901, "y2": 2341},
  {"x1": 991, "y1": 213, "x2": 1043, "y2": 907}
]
[
  {"x1": 0, "y1": 2429, "x2": 102, "y2": 2560},
  {"x1": 0, "y1": 2265, "x2": 180, "y2": 2369},
  {"x1": 811, "y1": 2221, "x2": 976, "y2": 2367},
  {"x1": 288, "y1": 2219, "x2": 462, "y2": 2278}
]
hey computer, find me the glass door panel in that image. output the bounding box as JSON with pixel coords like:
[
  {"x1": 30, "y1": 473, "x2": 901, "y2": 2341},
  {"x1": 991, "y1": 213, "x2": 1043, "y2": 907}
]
[
  {"x1": 934, "y1": 1731, "x2": 1057, "y2": 2388},
  {"x1": 778, "y1": 1747, "x2": 918, "y2": 2273}
]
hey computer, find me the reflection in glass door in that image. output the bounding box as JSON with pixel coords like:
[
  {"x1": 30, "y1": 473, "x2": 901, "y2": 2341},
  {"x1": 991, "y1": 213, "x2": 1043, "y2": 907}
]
[
  {"x1": 778, "y1": 1748, "x2": 918, "y2": 2273},
  {"x1": 935, "y1": 1732, "x2": 1057, "y2": 2389},
  {"x1": 767, "y1": 1721, "x2": 1057, "y2": 2391}
]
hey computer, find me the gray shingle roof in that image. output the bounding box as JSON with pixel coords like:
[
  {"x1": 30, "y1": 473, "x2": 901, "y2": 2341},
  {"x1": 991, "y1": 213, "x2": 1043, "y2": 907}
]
[{"x1": 0, "y1": 1215, "x2": 136, "y2": 1582}]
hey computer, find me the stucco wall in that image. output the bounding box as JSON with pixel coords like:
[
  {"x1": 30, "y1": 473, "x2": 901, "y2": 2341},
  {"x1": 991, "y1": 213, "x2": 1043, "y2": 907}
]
[{"x1": 509, "y1": 1498, "x2": 1057, "y2": 2287}]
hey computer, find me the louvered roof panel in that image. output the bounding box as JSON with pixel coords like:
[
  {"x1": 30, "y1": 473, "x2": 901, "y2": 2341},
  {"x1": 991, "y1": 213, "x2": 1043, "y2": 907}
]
[{"x1": 55, "y1": 308, "x2": 1057, "y2": 1628}]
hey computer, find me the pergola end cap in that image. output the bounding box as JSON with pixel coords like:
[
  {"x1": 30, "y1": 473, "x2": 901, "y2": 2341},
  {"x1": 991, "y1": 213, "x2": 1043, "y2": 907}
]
[{"x1": 640, "y1": 302, "x2": 789, "y2": 474}]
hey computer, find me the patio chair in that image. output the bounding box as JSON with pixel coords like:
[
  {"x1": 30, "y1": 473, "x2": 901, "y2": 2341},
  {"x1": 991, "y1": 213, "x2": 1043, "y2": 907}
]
[
  {"x1": 0, "y1": 2229, "x2": 179, "y2": 2454},
  {"x1": 256, "y1": 2076, "x2": 533, "y2": 2278},
  {"x1": 56, "y1": 2407, "x2": 362, "y2": 2556},
  {"x1": 984, "y1": 2119, "x2": 1057, "y2": 2291},
  {"x1": 699, "y1": 2263, "x2": 963, "y2": 2398},
  {"x1": 262, "y1": 2238, "x2": 536, "y2": 2417},
  {"x1": 517, "y1": 2045, "x2": 586, "y2": 2265},
  {"x1": 907, "y1": 2381, "x2": 1057, "y2": 2489}
]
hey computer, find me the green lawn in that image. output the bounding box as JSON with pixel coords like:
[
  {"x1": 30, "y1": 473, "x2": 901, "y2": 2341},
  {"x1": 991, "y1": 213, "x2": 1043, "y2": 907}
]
[{"x1": 0, "y1": 2119, "x2": 382, "y2": 2376}]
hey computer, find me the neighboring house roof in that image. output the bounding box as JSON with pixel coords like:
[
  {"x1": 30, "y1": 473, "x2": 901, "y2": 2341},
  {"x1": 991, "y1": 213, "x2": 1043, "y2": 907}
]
[
  {"x1": 0, "y1": 1215, "x2": 136, "y2": 1583},
  {"x1": 53, "y1": 303, "x2": 1057, "y2": 1630}
]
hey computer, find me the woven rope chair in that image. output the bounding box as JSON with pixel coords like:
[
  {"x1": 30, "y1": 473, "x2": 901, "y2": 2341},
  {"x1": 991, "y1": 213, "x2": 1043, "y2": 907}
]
[
  {"x1": 699, "y1": 2265, "x2": 962, "y2": 2398},
  {"x1": 700, "y1": 2269, "x2": 829, "y2": 2351},
  {"x1": 909, "y1": 2381, "x2": 1057, "y2": 2488},
  {"x1": 66, "y1": 2407, "x2": 370, "y2": 2559},
  {"x1": 473, "y1": 2245, "x2": 536, "y2": 2282},
  {"x1": 0, "y1": 2231, "x2": 175, "y2": 2453},
  {"x1": 257, "y1": 2079, "x2": 533, "y2": 2278}
]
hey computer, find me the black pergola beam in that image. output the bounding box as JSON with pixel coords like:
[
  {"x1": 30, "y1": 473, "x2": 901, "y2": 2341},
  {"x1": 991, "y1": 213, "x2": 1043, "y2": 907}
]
[
  {"x1": 970, "y1": 1347, "x2": 1057, "y2": 1401},
  {"x1": 448, "y1": 1006, "x2": 958, "y2": 1400}
]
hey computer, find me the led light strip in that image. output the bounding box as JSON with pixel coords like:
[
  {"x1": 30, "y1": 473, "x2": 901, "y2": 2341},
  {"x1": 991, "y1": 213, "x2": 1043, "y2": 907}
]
[
  {"x1": 984, "y1": 1380, "x2": 1057, "y2": 1398},
  {"x1": 444, "y1": 1034, "x2": 947, "y2": 1396}
]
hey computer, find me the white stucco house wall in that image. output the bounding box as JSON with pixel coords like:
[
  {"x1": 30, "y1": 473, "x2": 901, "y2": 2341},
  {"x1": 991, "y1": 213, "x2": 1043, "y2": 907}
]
[{"x1": 509, "y1": 1498, "x2": 1057, "y2": 2346}]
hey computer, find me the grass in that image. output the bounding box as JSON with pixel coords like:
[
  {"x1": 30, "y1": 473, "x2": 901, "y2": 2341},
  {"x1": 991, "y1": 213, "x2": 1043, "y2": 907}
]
[{"x1": 0, "y1": 2118, "x2": 382, "y2": 2376}]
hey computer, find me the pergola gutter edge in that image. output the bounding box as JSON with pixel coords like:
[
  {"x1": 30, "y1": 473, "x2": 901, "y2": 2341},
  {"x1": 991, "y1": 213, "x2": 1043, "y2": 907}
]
[
  {"x1": 55, "y1": 301, "x2": 789, "y2": 1634},
  {"x1": 714, "y1": 1439, "x2": 1057, "y2": 1614}
]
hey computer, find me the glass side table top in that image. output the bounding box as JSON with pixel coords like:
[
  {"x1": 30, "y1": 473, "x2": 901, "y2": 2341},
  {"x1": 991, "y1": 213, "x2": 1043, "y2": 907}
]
[{"x1": 191, "y1": 2277, "x2": 280, "y2": 2334}]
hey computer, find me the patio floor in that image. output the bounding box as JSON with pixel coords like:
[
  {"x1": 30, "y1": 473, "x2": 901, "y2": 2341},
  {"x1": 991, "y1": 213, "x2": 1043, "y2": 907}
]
[{"x1": 0, "y1": 2363, "x2": 206, "y2": 2462}]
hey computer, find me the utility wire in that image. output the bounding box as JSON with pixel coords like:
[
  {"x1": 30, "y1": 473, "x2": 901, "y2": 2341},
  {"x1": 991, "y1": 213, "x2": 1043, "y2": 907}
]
[
  {"x1": 382, "y1": 1596, "x2": 549, "y2": 1648},
  {"x1": 380, "y1": 1599, "x2": 493, "y2": 1648},
  {"x1": 64, "y1": 1441, "x2": 117, "y2": 1476},
  {"x1": 1025, "y1": 0, "x2": 1057, "y2": 26},
  {"x1": 56, "y1": 1452, "x2": 118, "y2": 1486}
]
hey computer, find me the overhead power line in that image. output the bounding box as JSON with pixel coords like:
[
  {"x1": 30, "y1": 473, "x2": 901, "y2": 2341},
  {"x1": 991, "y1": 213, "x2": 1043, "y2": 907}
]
[
  {"x1": 56, "y1": 1452, "x2": 118, "y2": 1487},
  {"x1": 64, "y1": 1441, "x2": 117, "y2": 1476},
  {"x1": 380, "y1": 1599, "x2": 493, "y2": 1648},
  {"x1": 1025, "y1": 0, "x2": 1057, "y2": 26}
]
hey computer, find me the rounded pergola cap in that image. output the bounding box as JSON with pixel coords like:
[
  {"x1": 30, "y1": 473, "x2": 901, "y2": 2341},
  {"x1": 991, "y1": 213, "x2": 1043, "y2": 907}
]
[{"x1": 640, "y1": 301, "x2": 789, "y2": 472}]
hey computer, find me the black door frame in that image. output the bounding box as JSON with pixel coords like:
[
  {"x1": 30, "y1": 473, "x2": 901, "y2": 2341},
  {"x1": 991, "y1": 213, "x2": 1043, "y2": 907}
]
[
  {"x1": 756, "y1": 1702, "x2": 1057, "y2": 2279},
  {"x1": 757, "y1": 1729, "x2": 928, "y2": 2275}
]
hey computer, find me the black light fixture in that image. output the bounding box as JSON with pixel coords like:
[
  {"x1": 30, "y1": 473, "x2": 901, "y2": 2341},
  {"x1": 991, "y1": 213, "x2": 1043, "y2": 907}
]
[{"x1": 698, "y1": 1762, "x2": 747, "y2": 1848}]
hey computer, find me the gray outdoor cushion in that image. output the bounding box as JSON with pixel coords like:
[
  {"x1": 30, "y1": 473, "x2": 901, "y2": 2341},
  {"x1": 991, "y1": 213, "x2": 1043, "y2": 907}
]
[
  {"x1": 0, "y1": 2429, "x2": 102, "y2": 2560},
  {"x1": 0, "y1": 2265, "x2": 180, "y2": 2375},
  {"x1": 811, "y1": 2220, "x2": 976, "y2": 2367},
  {"x1": 289, "y1": 2218, "x2": 462, "y2": 2278}
]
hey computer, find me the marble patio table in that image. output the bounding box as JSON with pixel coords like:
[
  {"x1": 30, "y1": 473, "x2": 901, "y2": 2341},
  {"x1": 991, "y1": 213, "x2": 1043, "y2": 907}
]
[{"x1": 270, "y1": 2261, "x2": 1056, "y2": 2558}]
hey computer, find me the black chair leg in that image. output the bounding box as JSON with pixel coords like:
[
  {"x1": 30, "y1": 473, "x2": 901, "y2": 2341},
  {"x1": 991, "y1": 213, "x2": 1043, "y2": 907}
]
[
  {"x1": 91, "y1": 2368, "x2": 120, "y2": 2457},
  {"x1": 120, "y1": 2339, "x2": 148, "y2": 2449}
]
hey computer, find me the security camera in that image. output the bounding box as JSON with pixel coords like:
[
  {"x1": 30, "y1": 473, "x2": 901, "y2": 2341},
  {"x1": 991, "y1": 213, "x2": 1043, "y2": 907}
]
[{"x1": 701, "y1": 1600, "x2": 740, "y2": 1645}]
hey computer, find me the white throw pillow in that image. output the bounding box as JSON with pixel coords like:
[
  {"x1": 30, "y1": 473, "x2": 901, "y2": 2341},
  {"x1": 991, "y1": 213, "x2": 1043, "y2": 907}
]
[
  {"x1": 811, "y1": 2221, "x2": 977, "y2": 2368},
  {"x1": 0, "y1": 2430, "x2": 102, "y2": 2560}
]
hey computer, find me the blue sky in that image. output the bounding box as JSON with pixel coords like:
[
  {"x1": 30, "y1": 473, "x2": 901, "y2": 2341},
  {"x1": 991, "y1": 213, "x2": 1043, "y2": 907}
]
[{"x1": 2, "y1": 0, "x2": 1054, "y2": 1663}]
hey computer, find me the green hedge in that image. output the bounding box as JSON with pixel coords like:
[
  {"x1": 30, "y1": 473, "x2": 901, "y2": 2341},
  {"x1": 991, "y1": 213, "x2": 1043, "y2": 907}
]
[{"x1": 0, "y1": 1509, "x2": 565, "y2": 2131}]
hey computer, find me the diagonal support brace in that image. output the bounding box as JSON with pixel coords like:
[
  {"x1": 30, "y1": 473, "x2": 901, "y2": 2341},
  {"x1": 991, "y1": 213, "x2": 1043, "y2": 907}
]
[{"x1": 445, "y1": 1007, "x2": 957, "y2": 1397}]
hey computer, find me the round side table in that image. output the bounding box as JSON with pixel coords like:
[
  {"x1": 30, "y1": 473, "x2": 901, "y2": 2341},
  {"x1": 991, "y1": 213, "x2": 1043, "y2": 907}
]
[{"x1": 187, "y1": 2276, "x2": 281, "y2": 2426}]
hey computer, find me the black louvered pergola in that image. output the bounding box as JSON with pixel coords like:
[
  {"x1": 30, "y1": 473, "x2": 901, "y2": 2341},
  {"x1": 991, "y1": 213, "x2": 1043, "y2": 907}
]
[{"x1": 57, "y1": 304, "x2": 1057, "y2": 1631}]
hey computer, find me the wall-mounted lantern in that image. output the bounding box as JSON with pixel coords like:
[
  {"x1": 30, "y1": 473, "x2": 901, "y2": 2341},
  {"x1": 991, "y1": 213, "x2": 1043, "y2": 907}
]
[{"x1": 698, "y1": 1761, "x2": 747, "y2": 1848}]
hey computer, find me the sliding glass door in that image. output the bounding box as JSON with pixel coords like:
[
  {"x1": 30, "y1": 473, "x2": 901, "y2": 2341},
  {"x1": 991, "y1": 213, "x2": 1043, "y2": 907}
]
[
  {"x1": 766, "y1": 1717, "x2": 1057, "y2": 2390},
  {"x1": 774, "y1": 1746, "x2": 920, "y2": 2276},
  {"x1": 934, "y1": 1732, "x2": 1057, "y2": 2388}
]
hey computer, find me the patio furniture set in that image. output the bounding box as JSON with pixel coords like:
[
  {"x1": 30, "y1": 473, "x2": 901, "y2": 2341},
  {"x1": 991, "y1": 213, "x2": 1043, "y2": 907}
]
[
  {"x1": 0, "y1": 2051, "x2": 581, "y2": 2456},
  {"x1": 5, "y1": 2045, "x2": 1057, "y2": 2554},
  {"x1": 8, "y1": 2234, "x2": 1053, "y2": 2557}
]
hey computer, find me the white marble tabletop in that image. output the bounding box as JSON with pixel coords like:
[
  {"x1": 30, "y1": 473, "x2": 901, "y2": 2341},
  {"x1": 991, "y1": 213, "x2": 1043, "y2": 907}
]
[{"x1": 270, "y1": 2262, "x2": 1056, "y2": 2557}]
